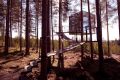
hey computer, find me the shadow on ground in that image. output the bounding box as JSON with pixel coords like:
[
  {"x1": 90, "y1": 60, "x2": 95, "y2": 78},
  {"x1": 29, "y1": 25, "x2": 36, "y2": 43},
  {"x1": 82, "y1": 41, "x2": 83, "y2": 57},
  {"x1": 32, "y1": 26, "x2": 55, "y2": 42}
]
[
  {"x1": 76, "y1": 56, "x2": 120, "y2": 80},
  {"x1": 46, "y1": 56, "x2": 120, "y2": 80},
  {"x1": 0, "y1": 51, "x2": 24, "y2": 65}
]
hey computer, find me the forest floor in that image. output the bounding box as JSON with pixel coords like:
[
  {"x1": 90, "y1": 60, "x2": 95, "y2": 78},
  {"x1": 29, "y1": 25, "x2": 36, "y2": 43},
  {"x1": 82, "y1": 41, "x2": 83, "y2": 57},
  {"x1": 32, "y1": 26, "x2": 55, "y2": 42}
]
[
  {"x1": 0, "y1": 48, "x2": 120, "y2": 80},
  {"x1": 0, "y1": 49, "x2": 82, "y2": 80},
  {"x1": 0, "y1": 48, "x2": 39, "y2": 80}
]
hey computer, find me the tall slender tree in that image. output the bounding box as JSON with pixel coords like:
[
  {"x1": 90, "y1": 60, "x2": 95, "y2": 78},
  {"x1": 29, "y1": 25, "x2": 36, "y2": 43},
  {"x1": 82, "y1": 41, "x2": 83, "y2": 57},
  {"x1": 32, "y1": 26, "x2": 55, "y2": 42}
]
[
  {"x1": 106, "y1": 0, "x2": 110, "y2": 56},
  {"x1": 80, "y1": 0, "x2": 84, "y2": 61},
  {"x1": 95, "y1": 0, "x2": 104, "y2": 72},
  {"x1": 117, "y1": 0, "x2": 120, "y2": 42},
  {"x1": 51, "y1": 0, "x2": 54, "y2": 51},
  {"x1": 20, "y1": 0, "x2": 23, "y2": 52},
  {"x1": 58, "y1": 0, "x2": 64, "y2": 68},
  {"x1": 9, "y1": 0, "x2": 12, "y2": 47},
  {"x1": 4, "y1": 0, "x2": 10, "y2": 55},
  {"x1": 41, "y1": 0, "x2": 51, "y2": 79},
  {"x1": 34, "y1": 0, "x2": 39, "y2": 52},
  {"x1": 0, "y1": 0, "x2": 5, "y2": 46},
  {"x1": 87, "y1": 0, "x2": 93, "y2": 60},
  {"x1": 25, "y1": 0, "x2": 30, "y2": 55},
  {"x1": 51, "y1": 0, "x2": 55, "y2": 63},
  {"x1": 46, "y1": 0, "x2": 51, "y2": 70}
]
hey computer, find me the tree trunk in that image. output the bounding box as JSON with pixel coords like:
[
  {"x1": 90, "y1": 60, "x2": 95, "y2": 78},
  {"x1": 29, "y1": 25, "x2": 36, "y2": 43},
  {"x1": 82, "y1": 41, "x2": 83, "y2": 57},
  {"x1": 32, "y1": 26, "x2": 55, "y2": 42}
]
[
  {"x1": 35, "y1": 0, "x2": 39, "y2": 52},
  {"x1": 34, "y1": 0, "x2": 39, "y2": 53},
  {"x1": 4, "y1": 0, "x2": 10, "y2": 55},
  {"x1": 88, "y1": 0, "x2": 93, "y2": 60},
  {"x1": 95, "y1": 0, "x2": 104, "y2": 73},
  {"x1": 80, "y1": 0, "x2": 84, "y2": 61},
  {"x1": 40, "y1": 0, "x2": 51, "y2": 79},
  {"x1": 58, "y1": 0, "x2": 64, "y2": 69},
  {"x1": 51, "y1": 0, "x2": 54, "y2": 51},
  {"x1": 9, "y1": 0, "x2": 12, "y2": 47},
  {"x1": 18, "y1": 17, "x2": 20, "y2": 51},
  {"x1": 85, "y1": 26, "x2": 87, "y2": 42},
  {"x1": 117, "y1": 0, "x2": 120, "y2": 42},
  {"x1": 2, "y1": 22, "x2": 5, "y2": 46},
  {"x1": 20, "y1": 0, "x2": 22, "y2": 52},
  {"x1": 106, "y1": 0, "x2": 110, "y2": 56},
  {"x1": 9, "y1": 18, "x2": 12, "y2": 47},
  {"x1": 46, "y1": 0, "x2": 51, "y2": 71},
  {"x1": 25, "y1": 0, "x2": 30, "y2": 55},
  {"x1": 51, "y1": 0, "x2": 55, "y2": 63}
]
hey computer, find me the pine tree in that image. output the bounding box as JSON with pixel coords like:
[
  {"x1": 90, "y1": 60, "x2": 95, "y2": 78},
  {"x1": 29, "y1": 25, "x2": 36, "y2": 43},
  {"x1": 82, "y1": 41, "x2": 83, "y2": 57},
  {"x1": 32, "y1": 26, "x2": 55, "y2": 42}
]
[
  {"x1": 4, "y1": 0, "x2": 10, "y2": 55},
  {"x1": 95, "y1": 0, "x2": 104, "y2": 73},
  {"x1": 40, "y1": 0, "x2": 50, "y2": 79},
  {"x1": 117, "y1": 0, "x2": 120, "y2": 41},
  {"x1": 25, "y1": 0, "x2": 30, "y2": 55}
]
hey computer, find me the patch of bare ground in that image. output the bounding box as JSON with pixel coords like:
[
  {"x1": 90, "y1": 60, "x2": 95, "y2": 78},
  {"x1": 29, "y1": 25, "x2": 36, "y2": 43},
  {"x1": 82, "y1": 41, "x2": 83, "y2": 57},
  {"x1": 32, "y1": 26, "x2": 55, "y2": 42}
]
[
  {"x1": 48, "y1": 52, "x2": 94, "y2": 80},
  {"x1": 80, "y1": 54, "x2": 120, "y2": 80},
  {"x1": 0, "y1": 51, "x2": 39, "y2": 80},
  {"x1": 52, "y1": 51, "x2": 81, "y2": 68},
  {"x1": 0, "y1": 52, "x2": 80, "y2": 80},
  {"x1": 1, "y1": 49, "x2": 120, "y2": 80}
]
